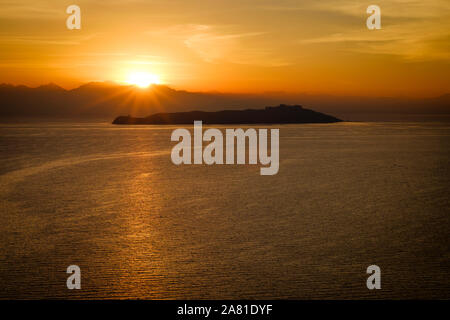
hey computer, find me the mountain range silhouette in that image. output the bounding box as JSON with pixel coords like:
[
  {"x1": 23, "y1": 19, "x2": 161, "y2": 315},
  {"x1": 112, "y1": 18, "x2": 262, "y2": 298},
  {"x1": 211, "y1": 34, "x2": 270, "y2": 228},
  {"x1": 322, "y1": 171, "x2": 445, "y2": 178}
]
[{"x1": 0, "y1": 82, "x2": 449, "y2": 121}]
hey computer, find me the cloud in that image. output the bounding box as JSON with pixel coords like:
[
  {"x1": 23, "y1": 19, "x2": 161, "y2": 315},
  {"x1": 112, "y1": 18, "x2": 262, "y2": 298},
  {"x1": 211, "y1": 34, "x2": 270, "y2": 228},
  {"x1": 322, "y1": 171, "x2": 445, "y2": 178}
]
[
  {"x1": 299, "y1": 27, "x2": 450, "y2": 61},
  {"x1": 291, "y1": 0, "x2": 450, "y2": 61},
  {"x1": 259, "y1": 0, "x2": 450, "y2": 19},
  {"x1": 0, "y1": 0, "x2": 62, "y2": 19},
  {"x1": 148, "y1": 24, "x2": 291, "y2": 67},
  {"x1": 0, "y1": 33, "x2": 100, "y2": 45}
]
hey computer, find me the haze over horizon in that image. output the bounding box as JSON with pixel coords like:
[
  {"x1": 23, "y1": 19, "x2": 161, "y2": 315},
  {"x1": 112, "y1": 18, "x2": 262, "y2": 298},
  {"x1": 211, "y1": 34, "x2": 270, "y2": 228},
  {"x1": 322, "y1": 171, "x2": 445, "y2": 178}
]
[
  {"x1": 1, "y1": 80, "x2": 449, "y2": 121},
  {"x1": 1, "y1": 0, "x2": 449, "y2": 98},
  {"x1": 3, "y1": 80, "x2": 450, "y2": 97}
]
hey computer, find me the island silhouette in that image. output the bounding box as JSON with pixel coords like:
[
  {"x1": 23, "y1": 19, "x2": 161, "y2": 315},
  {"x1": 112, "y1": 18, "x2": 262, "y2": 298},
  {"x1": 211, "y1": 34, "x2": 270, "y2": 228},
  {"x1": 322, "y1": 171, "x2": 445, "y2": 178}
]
[{"x1": 112, "y1": 104, "x2": 342, "y2": 124}]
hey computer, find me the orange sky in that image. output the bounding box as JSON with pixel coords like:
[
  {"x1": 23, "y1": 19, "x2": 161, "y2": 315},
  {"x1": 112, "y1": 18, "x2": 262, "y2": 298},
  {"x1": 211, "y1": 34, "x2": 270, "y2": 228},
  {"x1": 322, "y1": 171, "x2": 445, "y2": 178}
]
[{"x1": 0, "y1": 0, "x2": 449, "y2": 97}]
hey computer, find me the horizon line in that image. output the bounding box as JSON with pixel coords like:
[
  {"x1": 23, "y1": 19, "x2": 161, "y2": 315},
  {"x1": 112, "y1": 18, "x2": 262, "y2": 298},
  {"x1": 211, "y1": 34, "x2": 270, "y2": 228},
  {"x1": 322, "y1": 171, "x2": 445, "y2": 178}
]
[{"x1": 1, "y1": 81, "x2": 449, "y2": 100}]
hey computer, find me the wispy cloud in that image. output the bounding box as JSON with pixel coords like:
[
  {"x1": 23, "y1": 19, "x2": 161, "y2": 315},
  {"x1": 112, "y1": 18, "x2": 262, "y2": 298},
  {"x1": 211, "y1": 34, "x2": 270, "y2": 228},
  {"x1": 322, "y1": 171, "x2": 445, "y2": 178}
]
[
  {"x1": 299, "y1": 27, "x2": 450, "y2": 61},
  {"x1": 148, "y1": 24, "x2": 291, "y2": 67},
  {"x1": 0, "y1": 0, "x2": 62, "y2": 19},
  {"x1": 290, "y1": 0, "x2": 450, "y2": 61},
  {"x1": 259, "y1": 0, "x2": 450, "y2": 18},
  {"x1": 0, "y1": 33, "x2": 100, "y2": 45}
]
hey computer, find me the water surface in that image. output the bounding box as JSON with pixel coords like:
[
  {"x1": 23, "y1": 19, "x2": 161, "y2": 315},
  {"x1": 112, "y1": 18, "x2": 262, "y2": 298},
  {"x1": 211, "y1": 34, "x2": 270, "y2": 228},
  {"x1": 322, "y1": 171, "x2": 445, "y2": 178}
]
[{"x1": 0, "y1": 121, "x2": 449, "y2": 299}]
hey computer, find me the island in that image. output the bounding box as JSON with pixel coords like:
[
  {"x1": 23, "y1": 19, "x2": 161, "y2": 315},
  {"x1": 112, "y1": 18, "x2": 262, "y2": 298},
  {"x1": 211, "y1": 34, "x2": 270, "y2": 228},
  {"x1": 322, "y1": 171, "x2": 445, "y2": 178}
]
[{"x1": 112, "y1": 104, "x2": 342, "y2": 125}]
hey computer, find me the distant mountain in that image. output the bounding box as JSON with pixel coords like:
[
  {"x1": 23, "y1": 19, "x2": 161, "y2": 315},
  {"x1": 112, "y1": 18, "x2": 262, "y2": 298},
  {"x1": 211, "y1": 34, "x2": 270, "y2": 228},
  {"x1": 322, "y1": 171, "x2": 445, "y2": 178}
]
[
  {"x1": 112, "y1": 104, "x2": 342, "y2": 125},
  {"x1": 0, "y1": 82, "x2": 449, "y2": 121}
]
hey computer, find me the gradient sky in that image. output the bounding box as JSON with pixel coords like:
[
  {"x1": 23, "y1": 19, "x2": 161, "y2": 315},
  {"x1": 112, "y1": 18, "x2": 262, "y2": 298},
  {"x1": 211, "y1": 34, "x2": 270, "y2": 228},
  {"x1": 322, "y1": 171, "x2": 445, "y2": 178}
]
[{"x1": 1, "y1": 0, "x2": 449, "y2": 97}]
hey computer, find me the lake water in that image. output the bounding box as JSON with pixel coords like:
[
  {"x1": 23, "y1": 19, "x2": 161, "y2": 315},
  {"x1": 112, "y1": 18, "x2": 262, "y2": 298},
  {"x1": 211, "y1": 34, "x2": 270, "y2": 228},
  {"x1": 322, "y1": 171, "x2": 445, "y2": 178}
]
[{"x1": 0, "y1": 121, "x2": 449, "y2": 299}]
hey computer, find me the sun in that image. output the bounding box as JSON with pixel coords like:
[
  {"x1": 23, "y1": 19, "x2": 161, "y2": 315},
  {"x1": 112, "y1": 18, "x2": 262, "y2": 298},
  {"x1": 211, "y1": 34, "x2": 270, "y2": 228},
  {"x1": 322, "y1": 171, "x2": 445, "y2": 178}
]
[{"x1": 125, "y1": 71, "x2": 161, "y2": 88}]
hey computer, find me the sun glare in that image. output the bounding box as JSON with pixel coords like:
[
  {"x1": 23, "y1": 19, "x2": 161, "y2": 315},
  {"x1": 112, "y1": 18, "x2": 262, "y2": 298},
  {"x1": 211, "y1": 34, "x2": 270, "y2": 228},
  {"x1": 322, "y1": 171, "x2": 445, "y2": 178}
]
[{"x1": 125, "y1": 71, "x2": 161, "y2": 88}]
